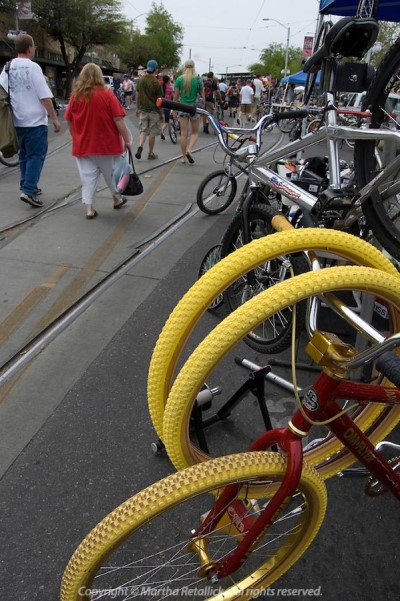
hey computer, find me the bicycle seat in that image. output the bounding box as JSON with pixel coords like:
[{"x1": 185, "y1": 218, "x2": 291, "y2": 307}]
[{"x1": 303, "y1": 17, "x2": 379, "y2": 73}]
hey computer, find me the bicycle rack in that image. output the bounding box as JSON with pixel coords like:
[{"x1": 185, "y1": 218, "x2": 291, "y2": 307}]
[{"x1": 150, "y1": 356, "x2": 317, "y2": 456}]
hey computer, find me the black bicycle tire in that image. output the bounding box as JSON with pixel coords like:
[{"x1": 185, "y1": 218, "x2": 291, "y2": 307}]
[
  {"x1": 307, "y1": 119, "x2": 323, "y2": 134},
  {"x1": 277, "y1": 118, "x2": 297, "y2": 134},
  {"x1": 196, "y1": 170, "x2": 238, "y2": 215},
  {"x1": 221, "y1": 204, "x2": 308, "y2": 354},
  {"x1": 0, "y1": 151, "x2": 19, "y2": 167},
  {"x1": 168, "y1": 120, "x2": 177, "y2": 144},
  {"x1": 354, "y1": 36, "x2": 400, "y2": 261}
]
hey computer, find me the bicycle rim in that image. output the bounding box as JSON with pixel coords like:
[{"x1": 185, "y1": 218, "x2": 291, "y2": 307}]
[
  {"x1": 60, "y1": 452, "x2": 327, "y2": 601},
  {"x1": 162, "y1": 266, "x2": 400, "y2": 475}
]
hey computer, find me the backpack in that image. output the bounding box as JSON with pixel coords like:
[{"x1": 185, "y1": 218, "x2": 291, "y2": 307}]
[
  {"x1": 231, "y1": 87, "x2": 239, "y2": 97},
  {"x1": 0, "y1": 62, "x2": 19, "y2": 158},
  {"x1": 204, "y1": 82, "x2": 213, "y2": 101}
]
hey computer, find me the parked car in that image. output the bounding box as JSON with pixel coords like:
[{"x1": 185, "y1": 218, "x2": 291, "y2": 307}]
[{"x1": 346, "y1": 91, "x2": 400, "y2": 116}]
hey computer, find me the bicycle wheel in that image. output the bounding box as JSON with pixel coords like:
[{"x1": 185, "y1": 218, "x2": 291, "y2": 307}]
[
  {"x1": 197, "y1": 170, "x2": 238, "y2": 215},
  {"x1": 147, "y1": 229, "x2": 400, "y2": 448},
  {"x1": 307, "y1": 119, "x2": 323, "y2": 134},
  {"x1": 0, "y1": 150, "x2": 19, "y2": 167},
  {"x1": 60, "y1": 452, "x2": 327, "y2": 601},
  {"x1": 169, "y1": 120, "x2": 177, "y2": 144},
  {"x1": 354, "y1": 37, "x2": 400, "y2": 261},
  {"x1": 161, "y1": 265, "x2": 400, "y2": 476},
  {"x1": 277, "y1": 118, "x2": 297, "y2": 134},
  {"x1": 221, "y1": 204, "x2": 308, "y2": 354}
]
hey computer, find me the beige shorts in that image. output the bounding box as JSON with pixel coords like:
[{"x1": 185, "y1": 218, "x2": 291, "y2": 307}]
[
  {"x1": 240, "y1": 103, "x2": 252, "y2": 115},
  {"x1": 205, "y1": 100, "x2": 215, "y2": 113},
  {"x1": 139, "y1": 111, "x2": 161, "y2": 135}
]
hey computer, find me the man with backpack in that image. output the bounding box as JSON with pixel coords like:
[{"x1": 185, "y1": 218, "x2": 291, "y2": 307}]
[
  {"x1": 202, "y1": 72, "x2": 220, "y2": 134},
  {"x1": 227, "y1": 80, "x2": 240, "y2": 118}
]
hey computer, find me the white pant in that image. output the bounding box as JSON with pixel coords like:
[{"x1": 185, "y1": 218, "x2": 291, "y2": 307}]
[{"x1": 75, "y1": 155, "x2": 121, "y2": 205}]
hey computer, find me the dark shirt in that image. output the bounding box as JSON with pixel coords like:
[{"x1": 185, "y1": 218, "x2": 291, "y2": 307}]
[{"x1": 136, "y1": 74, "x2": 163, "y2": 112}]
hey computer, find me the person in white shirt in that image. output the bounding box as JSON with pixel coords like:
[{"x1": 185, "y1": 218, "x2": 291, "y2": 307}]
[
  {"x1": 0, "y1": 33, "x2": 60, "y2": 207},
  {"x1": 237, "y1": 79, "x2": 254, "y2": 126},
  {"x1": 121, "y1": 74, "x2": 134, "y2": 109},
  {"x1": 252, "y1": 76, "x2": 264, "y2": 120}
]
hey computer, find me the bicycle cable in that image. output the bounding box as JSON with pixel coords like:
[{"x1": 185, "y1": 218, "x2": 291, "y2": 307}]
[{"x1": 290, "y1": 280, "x2": 359, "y2": 427}]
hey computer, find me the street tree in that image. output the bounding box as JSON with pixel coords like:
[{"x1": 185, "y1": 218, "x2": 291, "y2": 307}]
[
  {"x1": 31, "y1": 0, "x2": 129, "y2": 97},
  {"x1": 144, "y1": 2, "x2": 183, "y2": 69},
  {"x1": 116, "y1": 30, "x2": 161, "y2": 72},
  {"x1": 372, "y1": 21, "x2": 400, "y2": 67},
  {"x1": 249, "y1": 42, "x2": 304, "y2": 80}
]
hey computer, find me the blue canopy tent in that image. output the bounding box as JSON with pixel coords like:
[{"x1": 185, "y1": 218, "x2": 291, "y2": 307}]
[
  {"x1": 281, "y1": 70, "x2": 321, "y2": 85},
  {"x1": 319, "y1": 0, "x2": 400, "y2": 21}
]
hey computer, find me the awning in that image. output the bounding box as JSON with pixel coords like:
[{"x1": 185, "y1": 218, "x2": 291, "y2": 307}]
[
  {"x1": 281, "y1": 70, "x2": 321, "y2": 85},
  {"x1": 319, "y1": 0, "x2": 400, "y2": 21}
]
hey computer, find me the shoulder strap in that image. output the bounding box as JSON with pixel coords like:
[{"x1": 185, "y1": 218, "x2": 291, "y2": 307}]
[{"x1": 4, "y1": 61, "x2": 11, "y2": 96}]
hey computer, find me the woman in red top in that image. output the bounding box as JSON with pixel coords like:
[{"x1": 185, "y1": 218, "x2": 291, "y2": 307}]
[
  {"x1": 160, "y1": 75, "x2": 174, "y2": 140},
  {"x1": 65, "y1": 63, "x2": 132, "y2": 219}
]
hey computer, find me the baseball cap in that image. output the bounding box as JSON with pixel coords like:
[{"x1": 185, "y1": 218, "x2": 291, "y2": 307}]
[{"x1": 146, "y1": 59, "x2": 158, "y2": 73}]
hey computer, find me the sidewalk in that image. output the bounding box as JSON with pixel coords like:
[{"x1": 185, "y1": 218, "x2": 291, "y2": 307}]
[{"x1": 0, "y1": 113, "x2": 243, "y2": 475}]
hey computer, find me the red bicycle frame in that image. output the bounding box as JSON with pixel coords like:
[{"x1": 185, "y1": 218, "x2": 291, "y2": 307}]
[{"x1": 194, "y1": 368, "x2": 400, "y2": 579}]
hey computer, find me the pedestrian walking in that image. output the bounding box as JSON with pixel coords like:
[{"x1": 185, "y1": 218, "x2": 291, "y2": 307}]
[
  {"x1": 0, "y1": 33, "x2": 61, "y2": 208},
  {"x1": 202, "y1": 72, "x2": 220, "y2": 134},
  {"x1": 237, "y1": 79, "x2": 254, "y2": 126},
  {"x1": 252, "y1": 75, "x2": 264, "y2": 120},
  {"x1": 134, "y1": 60, "x2": 163, "y2": 160},
  {"x1": 173, "y1": 59, "x2": 204, "y2": 164},
  {"x1": 160, "y1": 75, "x2": 174, "y2": 140},
  {"x1": 64, "y1": 63, "x2": 132, "y2": 220},
  {"x1": 227, "y1": 80, "x2": 240, "y2": 118},
  {"x1": 121, "y1": 74, "x2": 134, "y2": 109}
]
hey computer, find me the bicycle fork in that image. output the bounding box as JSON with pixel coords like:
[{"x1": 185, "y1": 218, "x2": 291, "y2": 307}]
[{"x1": 188, "y1": 431, "x2": 304, "y2": 581}]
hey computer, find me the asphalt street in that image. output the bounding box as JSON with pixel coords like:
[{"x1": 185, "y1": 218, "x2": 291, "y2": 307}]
[{"x1": 0, "y1": 106, "x2": 398, "y2": 600}]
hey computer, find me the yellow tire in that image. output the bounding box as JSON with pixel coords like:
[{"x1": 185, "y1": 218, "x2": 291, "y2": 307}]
[
  {"x1": 162, "y1": 266, "x2": 400, "y2": 477},
  {"x1": 60, "y1": 452, "x2": 327, "y2": 601},
  {"x1": 148, "y1": 229, "x2": 399, "y2": 475}
]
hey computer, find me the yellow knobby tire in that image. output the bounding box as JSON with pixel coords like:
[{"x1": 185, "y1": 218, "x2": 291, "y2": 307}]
[
  {"x1": 162, "y1": 266, "x2": 400, "y2": 477},
  {"x1": 60, "y1": 452, "x2": 327, "y2": 601},
  {"x1": 147, "y1": 229, "x2": 399, "y2": 475}
]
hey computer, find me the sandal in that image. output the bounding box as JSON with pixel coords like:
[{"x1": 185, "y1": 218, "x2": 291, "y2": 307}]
[{"x1": 113, "y1": 198, "x2": 128, "y2": 209}]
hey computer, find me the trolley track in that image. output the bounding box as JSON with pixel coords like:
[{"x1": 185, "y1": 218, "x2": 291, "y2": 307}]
[
  {"x1": 0, "y1": 128, "x2": 284, "y2": 394},
  {"x1": 0, "y1": 142, "x2": 221, "y2": 391}
]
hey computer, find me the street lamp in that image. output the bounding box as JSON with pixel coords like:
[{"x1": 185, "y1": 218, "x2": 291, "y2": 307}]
[{"x1": 263, "y1": 18, "x2": 290, "y2": 77}]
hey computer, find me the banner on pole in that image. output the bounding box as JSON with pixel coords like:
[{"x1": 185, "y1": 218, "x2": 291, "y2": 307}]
[{"x1": 303, "y1": 36, "x2": 314, "y2": 57}]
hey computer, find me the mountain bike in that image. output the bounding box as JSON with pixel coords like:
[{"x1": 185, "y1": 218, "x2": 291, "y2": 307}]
[{"x1": 61, "y1": 262, "x2": 400, "y2": 601}]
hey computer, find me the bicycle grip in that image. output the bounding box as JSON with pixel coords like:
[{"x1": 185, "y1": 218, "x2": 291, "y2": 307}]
[
  {"x1": 274, "y1": 109, "x2": 309, "y2": 122},
  {"x1": 156, "y1": 98, "x2": 196, "y2": 116},
  {"x1": 375, "y1": 351, "x2": 400, "y2": 387},
  {"x1": 271, "y1": 215, "x2": 295, "y2": 231}
]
